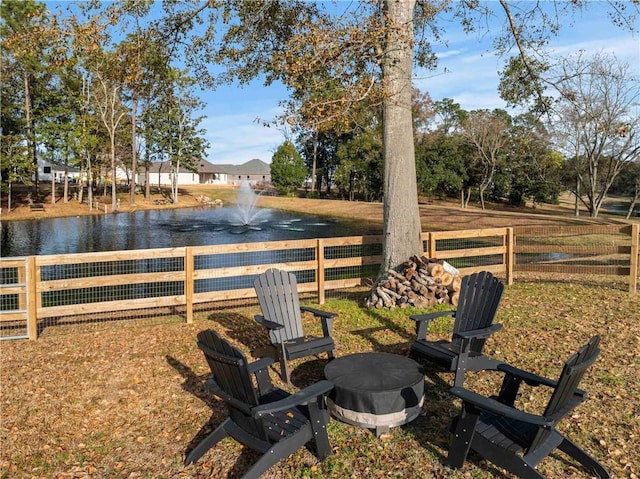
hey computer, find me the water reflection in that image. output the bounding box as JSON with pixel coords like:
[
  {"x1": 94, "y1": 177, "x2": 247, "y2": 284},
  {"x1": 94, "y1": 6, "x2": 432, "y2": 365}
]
[{"x1": 1, "y1": 207, "x2": 352, "y2": 257}]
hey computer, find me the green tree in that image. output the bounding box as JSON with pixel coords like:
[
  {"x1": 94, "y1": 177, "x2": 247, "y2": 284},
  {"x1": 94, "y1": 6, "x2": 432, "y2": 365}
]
[
  {"x1": 271, "y1": 141, "x2": 307, "y2": 195},
  {"x1": 433, "y1": 98, "x2": 468, "y2": 135},
  {"x1": 504, "y1": 113, "x2": 562, "y2": 207},
  {"x1": 0, "y1": 133, "x2": 31, "y2": 210},
  {"x1": 610, "y1": 160, "x2": 640, "y2": 219},
  {"x1": 1, "y1": 0, "x2": 54, "y2": 195},
  {"x1": 297, "y1": 129, "x2": 341, "y2": 196},
  {"x1": 415, "y1": 131, "x2": 468, "y2": 201},
  {"x1": 335, "y1": 127, "x2": 383, "y2": 202}
]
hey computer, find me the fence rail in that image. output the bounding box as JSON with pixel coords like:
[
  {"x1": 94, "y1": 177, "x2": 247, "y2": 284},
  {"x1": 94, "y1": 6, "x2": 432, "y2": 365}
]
[{"x1": 1, "y1": 224, "x2": 638, "y2": 340}]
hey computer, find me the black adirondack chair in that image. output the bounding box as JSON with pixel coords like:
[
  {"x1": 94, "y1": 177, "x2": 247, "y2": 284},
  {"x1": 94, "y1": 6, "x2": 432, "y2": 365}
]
[
  {"x1": 185, "y1": 329, "x2": 334, "y2": 479},
  {"x1": 447, "y1": 335, "x2": 610, "y2": 478},
  {"x1": 254, "y1": 268, "x2": 337, "y2": 385},
  {"x1": 409, "y1": 271, "x2": 504, "y2": 386}
]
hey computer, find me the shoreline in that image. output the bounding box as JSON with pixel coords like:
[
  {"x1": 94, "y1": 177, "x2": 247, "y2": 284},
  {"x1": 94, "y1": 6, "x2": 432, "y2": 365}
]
[{"x1": 1, "y1": 185, "x2": 634, "y2": 231}]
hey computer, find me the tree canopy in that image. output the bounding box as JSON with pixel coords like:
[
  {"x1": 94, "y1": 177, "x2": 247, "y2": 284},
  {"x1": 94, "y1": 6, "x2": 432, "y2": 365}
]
[{"x1": 2, "y1": 0, "x2": 638, "y2": 273}]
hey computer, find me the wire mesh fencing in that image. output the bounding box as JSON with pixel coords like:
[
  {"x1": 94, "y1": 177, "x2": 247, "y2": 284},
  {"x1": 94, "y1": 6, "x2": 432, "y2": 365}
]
[{"x1": 2, "y1": 224, "x2": 637, "y2": 339}]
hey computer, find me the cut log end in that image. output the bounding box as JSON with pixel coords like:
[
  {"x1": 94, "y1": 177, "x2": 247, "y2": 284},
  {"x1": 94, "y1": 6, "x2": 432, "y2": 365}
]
[{"x1": 365, "y1": 257, "x2": 463, "y2": 310}]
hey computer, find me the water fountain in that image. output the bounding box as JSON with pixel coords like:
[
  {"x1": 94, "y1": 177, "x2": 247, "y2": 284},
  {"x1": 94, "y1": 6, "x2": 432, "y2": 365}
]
[
  {"x1": 1, "y1": 182, "x2": 352, "y2": 256},
  {"x1": 230, "y1": 181, "x2": 266, "y2": 231}
]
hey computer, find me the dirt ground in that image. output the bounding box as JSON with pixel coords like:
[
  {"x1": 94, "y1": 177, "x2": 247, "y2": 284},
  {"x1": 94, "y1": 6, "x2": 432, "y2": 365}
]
[{"x1": 1, "y1": 184, "x2": 632, "y2": 232}]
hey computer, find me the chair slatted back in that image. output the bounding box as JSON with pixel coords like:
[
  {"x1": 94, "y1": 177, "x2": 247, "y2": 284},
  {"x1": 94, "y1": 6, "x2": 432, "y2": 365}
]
[
  {"x1": 197, "y1": 329, "x2": 259, "y2": 408},
  {"x1": 452, "y1": 271, "x2": 504, "y2": 353},
  {"x1": 530, "y1": 335, "x2": 601, "y2": 452},
  {"x1": 254, "y1": 269, "x2": 304, "y2": 343}
]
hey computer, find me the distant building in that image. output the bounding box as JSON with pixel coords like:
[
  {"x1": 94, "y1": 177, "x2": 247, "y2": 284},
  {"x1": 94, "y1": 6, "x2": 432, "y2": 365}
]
[
  {"x1": 223, "y1": 159, "x2": 272, "y2": 186},
  {"x1": 139, "y1": 158, "x2": 271, "y2": 186},
  {"x1": 35, "y1": 159, "x2": 82, "y2": 183}
]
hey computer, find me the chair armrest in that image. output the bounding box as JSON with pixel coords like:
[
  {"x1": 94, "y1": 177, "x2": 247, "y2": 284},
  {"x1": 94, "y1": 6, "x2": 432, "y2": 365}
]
[
  {"x1": 253, "y1": 380, "x2": 334, "y2": 418},
  {"x1": 300, "y1": 306, "x2": 336, "y2": 337},
  {"x1": 455, "y1": 323, "x2": 502, "y2": 340},
  {"x1": 496, "y1": 363, "x2": 559, "y2": 388},
  {"x1": 254, "y1": 315, "x2": 284, "y2": 331},
  {"x1": 450, "y1": 386, "x2": 553, "y2": 427},
  {"x1": 248, "y1": 357, "x2": 275, "y2": 373},
  {"x1": 411, "y1": 310, "x2": 454, "y2": 340},
  {"x1": 410, "y1": 310, "x2": 454, "y2": 322},
  {"x1": 300, "y1": 306, "x2": 336, "y2": 319}
]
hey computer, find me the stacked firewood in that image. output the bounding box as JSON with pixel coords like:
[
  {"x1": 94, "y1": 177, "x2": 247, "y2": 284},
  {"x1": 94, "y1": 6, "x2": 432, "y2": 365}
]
[{"x1": 364, "y1": 256, "x2": 462, "y2": 309}]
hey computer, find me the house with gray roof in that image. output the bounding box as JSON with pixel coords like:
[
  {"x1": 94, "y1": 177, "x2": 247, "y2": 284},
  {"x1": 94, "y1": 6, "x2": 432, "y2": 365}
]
[
  {"x1": 224, "y1": 159, "x2": 271, "y2": 186},
  {"x1": 139, "y1": 158, "x2": 270, "y2": 186}
]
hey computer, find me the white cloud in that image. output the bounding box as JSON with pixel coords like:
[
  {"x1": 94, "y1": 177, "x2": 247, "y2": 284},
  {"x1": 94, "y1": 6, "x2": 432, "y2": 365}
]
[
  {"x1": 197, "y1": 84, "x2": 287, "y2": 164},
  {"x1": 202, "y1": 112, "x2": 284, "y2": 164},
  {"x1": 414, "y1": 16, "x2": 638, "y2": 114}
]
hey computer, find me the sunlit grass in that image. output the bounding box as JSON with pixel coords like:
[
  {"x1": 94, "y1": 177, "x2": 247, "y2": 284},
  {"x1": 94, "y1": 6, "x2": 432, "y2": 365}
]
[{"x1": 1, "y1": 279, "x2": 638, "y2": 478}]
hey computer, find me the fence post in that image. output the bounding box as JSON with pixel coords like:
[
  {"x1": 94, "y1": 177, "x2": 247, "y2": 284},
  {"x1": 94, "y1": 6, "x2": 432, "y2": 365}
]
[
  {"x1": 317, "y1": 239, "x2": 326, "y2": 304},
  {"x1": 630, "y1": 224, "x2": 639, "y2": 294},
  {"x1": 27, "y1": 256, "x2": 37, "y2": 340},
  {"x1": 506, "y1": 227, "x2": 514, "y2": 285},
  {"x1": 185, "y1": 247, "x2": 194, "y2": 323},
  {"x1": 428, "y1": 232, "x2": 437, "y2": 258}
]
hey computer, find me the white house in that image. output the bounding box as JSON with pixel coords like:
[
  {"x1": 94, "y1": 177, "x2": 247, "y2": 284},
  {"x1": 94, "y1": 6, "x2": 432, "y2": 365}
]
[
  {"x1": 35, "y1": 159, "x2": 82, "y2": 183},
  {"x1": 139, "y1": 158, "x2": 271, "y2": 186}
]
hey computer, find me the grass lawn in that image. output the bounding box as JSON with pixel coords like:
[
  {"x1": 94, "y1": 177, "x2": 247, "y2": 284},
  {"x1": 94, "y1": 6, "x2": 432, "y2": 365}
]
[{"x1": 1, "y1": 276, "x2": 638, "y2": 478}]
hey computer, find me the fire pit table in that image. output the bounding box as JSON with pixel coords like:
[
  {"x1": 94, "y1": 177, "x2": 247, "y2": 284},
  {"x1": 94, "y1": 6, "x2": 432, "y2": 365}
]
[{"x1": 324, "y1": 352, "x2": 424, "y2": 437}]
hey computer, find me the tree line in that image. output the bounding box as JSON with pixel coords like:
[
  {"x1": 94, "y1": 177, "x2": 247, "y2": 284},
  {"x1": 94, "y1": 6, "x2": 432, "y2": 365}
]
[
  {"x1": 2, "y1": 1, "x2": 639, "y2": 278},
  {"x1": 281, "y1": 69, "x2": 639, "y2": 220},
  {"x1": 1, "y1": 0, "x2": 208, "y2": 211}
]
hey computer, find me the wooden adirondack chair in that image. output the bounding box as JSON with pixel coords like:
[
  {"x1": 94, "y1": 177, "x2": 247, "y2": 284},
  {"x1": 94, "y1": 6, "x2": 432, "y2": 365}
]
[
  {"x1": 185, "y1": 329, "x2": 334, "y2": 479},
  {"x1": 409, "y1": 271, "x2": 504, "y2": 386},
  {"x1": 254, "y1": 268, "x2": 337, "y2": 385},
  {"x1": 446, "y1": 335, "x2": 610, "y2": 478}
]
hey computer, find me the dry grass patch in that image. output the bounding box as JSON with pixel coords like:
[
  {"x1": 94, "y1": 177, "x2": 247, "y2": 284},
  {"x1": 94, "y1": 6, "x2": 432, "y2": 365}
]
[{"x1": 1, "y1": 279, "x2": 638, "y2": 478}]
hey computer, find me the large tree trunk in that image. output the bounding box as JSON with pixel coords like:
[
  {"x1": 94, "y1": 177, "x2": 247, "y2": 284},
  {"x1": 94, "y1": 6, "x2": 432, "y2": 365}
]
[{"x1": 380, "y1": 0, "x2": 422, "y2": 276}]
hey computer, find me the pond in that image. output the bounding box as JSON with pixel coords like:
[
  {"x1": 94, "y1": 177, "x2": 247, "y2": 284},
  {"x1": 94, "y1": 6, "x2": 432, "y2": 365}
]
[{"x1": 0, "y1": 207, "x2": 361, "y2": 257}]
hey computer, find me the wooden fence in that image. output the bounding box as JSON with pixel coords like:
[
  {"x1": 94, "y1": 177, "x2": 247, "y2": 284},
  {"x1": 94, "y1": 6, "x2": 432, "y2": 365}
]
[{"x1": 1, "y1": 224, "x2": 638, "y2": 340}]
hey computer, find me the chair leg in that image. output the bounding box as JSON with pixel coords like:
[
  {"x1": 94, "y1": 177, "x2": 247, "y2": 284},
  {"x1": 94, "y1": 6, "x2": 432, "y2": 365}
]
[
  {"x1": 184, "y1": 418, "x2": 231, "y2": 465},
  {"x1": 307, "y1": 402, "x2": 331, "y2": 460},
  {"x1": 241, "y1": 435, "x2": 306, "y2": 479},
  {"x1": 557, "y1": 437, "x2": 611, "y2": 479},
  {"x1": 280, "y1": 356, "x2": 292, "y2": 386},
  {"x1": 446, "y1": 408, "x2": 478, "y2": 469}
]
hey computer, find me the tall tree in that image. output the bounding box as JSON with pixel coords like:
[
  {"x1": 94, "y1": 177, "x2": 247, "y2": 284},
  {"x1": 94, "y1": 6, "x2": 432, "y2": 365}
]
[
  {"x1": 109, "y1": 0, "x2": 158, "y2": 206},
  {"x1": 91, "y1": 54, "x2": 128, "y2": 212},
  {"x1": 335, "y1": 126, "x2": 383, "y2": 202},
  {"x1": 271, "y1": 141, "x2": 307, "y2": 195},
  {"x1": 551, "y1": 52, "x2": 639, "y2": 217},
  {"x1": 1, "y1": 0, "x2": 52, "y2": 196},
  {"x1": 505, "y1": 112, "x2": 562, "y2": 207},
  {"x1": 156, "y1": 0, "x2": 638, "y2": 278},
  {"x1": 462, "y1": 109, "x2": 510, "y2": 210}
]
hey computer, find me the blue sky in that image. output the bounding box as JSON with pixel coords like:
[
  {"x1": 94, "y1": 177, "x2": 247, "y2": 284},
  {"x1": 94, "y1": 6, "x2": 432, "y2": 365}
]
[{"x1": 46, "y1": 1, "x2": 639, "y2": 166}]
